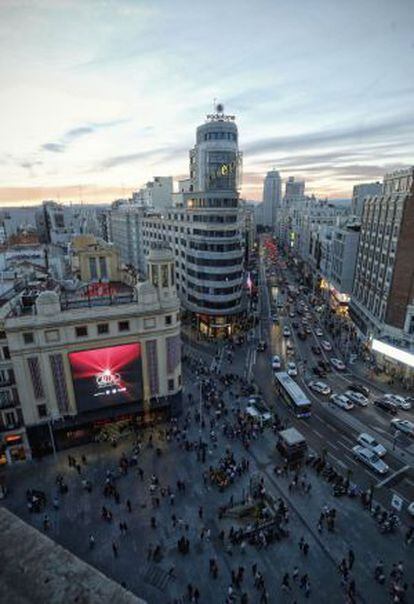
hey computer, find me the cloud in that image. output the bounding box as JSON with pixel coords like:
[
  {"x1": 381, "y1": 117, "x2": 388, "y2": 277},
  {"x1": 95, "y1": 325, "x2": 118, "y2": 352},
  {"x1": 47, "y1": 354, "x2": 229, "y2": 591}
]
[
  {"x1": 97, "y1": 144, "x2": 188, "y2": 170},
  {"x1": 42, "y1": 143, "x2": 66, "y2": 153},
  {"x1": 98, "y1": 149, "x2": 165, "y2": 169},
  {"x1": 41, "y1": 118, "x2": 129, "y2": 154},
  {"x1": 244, "y1": 114, "x2": 414, "y2": 156}
]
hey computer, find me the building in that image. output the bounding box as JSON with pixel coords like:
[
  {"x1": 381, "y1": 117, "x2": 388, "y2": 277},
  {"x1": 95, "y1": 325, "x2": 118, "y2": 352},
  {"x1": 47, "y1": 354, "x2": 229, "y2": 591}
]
[
  {"x1": 131, "y1": 177, "x2": 173, "y2": 210},
  {"x1": 108, "y1": 206, "x2": 147, "y2": 274},
  {"x1": 351, "y1": 182, "x2": 382, "y2": 217},
  {"x1": 0, "y1": 287, "x2": 27, "y2": 466},
  {"x1": 70, "y1": 235, "x2": 121, "y2": 282},
  {"x1": 142, "y1": 105, "x2": 246, "y2": 338},
  {"x1": 261, "y1": 170, "x2": 282, "y2": 230},
  {"x1": 284, "y1": 176, "x2": 305, "y2": 202},
  {"x1": 350, "y1": 167, "x2": 414, "y2": 381},
  {"x1": 4, "y1": 246, "x2": 182, "y2": 459}
]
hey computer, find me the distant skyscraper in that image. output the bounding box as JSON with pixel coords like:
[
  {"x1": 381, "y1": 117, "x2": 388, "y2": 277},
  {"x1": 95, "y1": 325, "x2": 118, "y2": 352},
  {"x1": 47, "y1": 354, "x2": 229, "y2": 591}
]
[
  {"x1": 284, "y1": 176, "x2": 305, "y2": 202},
  {"x1": 351, "y1": 182, "x2": 382, "y2": 217},
  {"x1": 262, "y1": 170, "x2": 281, "y2": 229}
]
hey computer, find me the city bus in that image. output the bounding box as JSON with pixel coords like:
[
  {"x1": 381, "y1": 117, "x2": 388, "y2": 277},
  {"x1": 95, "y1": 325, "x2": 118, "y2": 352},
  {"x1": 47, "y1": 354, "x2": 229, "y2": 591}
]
[{"x1": 274, "y1": 371, "x2": 312, "y2": 418}]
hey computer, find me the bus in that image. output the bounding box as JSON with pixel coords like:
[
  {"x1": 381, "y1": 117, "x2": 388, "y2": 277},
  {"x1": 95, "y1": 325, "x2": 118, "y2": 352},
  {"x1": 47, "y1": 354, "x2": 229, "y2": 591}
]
[{"x1": 274, "y1": 371, "x2": 312, "y2": 418}]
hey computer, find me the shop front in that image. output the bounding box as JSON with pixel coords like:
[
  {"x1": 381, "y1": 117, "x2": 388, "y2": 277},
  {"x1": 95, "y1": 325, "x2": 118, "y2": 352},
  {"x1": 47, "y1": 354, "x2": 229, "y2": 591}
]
[
  {"x1": 0, "y1": 431, "x2": 29, "y2": 465},
  {"x1": 26, "y1": 393, "x2": 180, "y2": 458}
]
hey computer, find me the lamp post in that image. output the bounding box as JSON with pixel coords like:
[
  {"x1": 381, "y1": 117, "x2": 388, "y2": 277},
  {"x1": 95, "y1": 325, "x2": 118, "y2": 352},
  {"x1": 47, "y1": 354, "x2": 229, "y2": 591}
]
[{"x1": 47, "y1": 416, "x2": 57, "y2": 459}]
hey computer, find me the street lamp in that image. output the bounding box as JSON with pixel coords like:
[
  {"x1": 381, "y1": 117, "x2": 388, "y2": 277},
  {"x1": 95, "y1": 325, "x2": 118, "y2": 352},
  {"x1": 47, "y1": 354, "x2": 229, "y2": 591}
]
[{"x1": 47, "y1": 411, "x2": 59, "y2": 459}]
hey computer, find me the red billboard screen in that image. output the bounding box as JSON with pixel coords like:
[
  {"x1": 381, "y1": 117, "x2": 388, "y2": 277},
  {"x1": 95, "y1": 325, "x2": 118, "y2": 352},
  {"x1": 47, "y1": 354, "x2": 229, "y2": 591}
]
[{"x1": 69, "y1": 343, "x2": 142, "y2": 412}]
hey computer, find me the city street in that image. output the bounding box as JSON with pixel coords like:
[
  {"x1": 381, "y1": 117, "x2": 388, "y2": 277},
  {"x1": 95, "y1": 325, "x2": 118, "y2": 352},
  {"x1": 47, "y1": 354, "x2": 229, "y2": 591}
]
[
  {"x1": 3, "y1": 275, "x2": 414, "y2": 603},
  {"x1": 251, "y1": 247, "x2": 414, "y2": 518}
]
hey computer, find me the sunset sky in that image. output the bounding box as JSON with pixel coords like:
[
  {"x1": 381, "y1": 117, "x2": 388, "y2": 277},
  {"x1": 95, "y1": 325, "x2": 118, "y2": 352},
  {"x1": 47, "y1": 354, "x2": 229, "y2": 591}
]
[{"x1": 1, "y1": 0, "x2": 413, "y2": 206}]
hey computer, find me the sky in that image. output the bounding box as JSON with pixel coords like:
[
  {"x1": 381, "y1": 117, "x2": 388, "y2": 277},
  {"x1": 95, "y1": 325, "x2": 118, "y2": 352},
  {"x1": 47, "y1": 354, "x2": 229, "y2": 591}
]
[{"x1": 0, "y1": 0, "x2": 413, "y2": 206}]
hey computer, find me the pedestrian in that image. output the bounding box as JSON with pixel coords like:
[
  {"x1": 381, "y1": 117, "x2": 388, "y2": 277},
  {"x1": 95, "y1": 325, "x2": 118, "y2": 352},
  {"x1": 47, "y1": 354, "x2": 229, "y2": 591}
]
[
  {"x1": 252, "y1": 563, "x2": 257, "y2": 577},
  {"x1": 89, "y1": 534, "x2": 95, "y2": 549},
  {"x1": 281, "y1": 573, "x2": 291, "y2": 592},
  {"x1": 303, "y1": 542, "x2": 309, "y2": 556},
  {"x1": 187, "y1": 584, "x2": 193, "y2": 600},
  {"x1": 112, "y1": 541, "x2": 118, "y2": 557},
  {"x1": 198, "y1": 505, "x2": 203, "y2": 519},
  {"x1": 348, "y1": 548, "x2": 355, "y2": 570},
  {"x1": 193, "y1": 587, "x2": 200, "y2": 603},
  {"x1": 299, "y1": 536, "x2": 305, "y2": 551},
  {"x1": 147, "y1": 544, "x2": 153, "y2": 561},
  {"x1": 293, "y1": 566, "x2": 299, "y2": 582},
  {"x1": 126, "y1": 499, "x2": 132, "y2": 513}
]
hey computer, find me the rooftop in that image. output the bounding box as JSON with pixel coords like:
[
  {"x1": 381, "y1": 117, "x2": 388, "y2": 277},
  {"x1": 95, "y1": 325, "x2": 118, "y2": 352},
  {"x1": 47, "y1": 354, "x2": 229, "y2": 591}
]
[{"x1": 0, "y1": 507, "x2": 146, "y2": 604}]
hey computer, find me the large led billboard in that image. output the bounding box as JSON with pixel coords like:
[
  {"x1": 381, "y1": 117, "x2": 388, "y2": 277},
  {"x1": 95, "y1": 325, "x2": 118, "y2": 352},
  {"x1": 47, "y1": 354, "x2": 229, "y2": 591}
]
[{"x1": 69, "y1": 343, "x2": 142, "y2": 412}]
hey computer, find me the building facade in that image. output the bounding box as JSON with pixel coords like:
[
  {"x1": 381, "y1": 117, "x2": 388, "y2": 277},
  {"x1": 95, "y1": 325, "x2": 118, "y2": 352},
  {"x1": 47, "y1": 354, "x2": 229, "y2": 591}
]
[
  {"x1": 351, "y1": 182, "x2": 382, "y2": 217},
  {"x1": 141, "y1": 107, "x2": 246, "y2": 337},
  {"x1": 260, "y1": 170, "x2": 282, "y2": 230},
  {"x1": 350, "y1": 167, "x2": 414, "y2": 381},
  {"x1": 4, "y1": 247, "x2": 182, "y2": 460}
]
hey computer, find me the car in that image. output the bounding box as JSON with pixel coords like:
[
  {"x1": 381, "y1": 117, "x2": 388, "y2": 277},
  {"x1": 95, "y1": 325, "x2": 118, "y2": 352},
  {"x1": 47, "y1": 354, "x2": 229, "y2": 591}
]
[
  {"x1": 297, "y1": 330, "x2": 307, "y2": 340},
  {"x1": 271, "y1": 355, "x2": 281, "y2": 370},
  {"x1": 348, "y1": 383, "x2": 370, "y2": 398},
  {"x1": 330, "y1": 358, "x2": 346, "y2": 371},
  {"x1": 321, "y1": 340, "x2": 332, "y2": 351},
  {"x1": 311, "y1": 345, "x2": 322, "y2": 355},
  {"x1": 289, "y1": 312, "x2": 295, "y2": 318},
  {"x1": 391, "y1": 418, "x2": 414, "y2": 436},
  {"x1": 283, "y1": 327, "x2": 291, "y2": 337},
  {"x1": 356, "y1": 433, "x2": 386, "y2": 457},
  {"x1": 315, "y1": 328, "x2": 323, "y2": 337},
  {"x1": 286, "y1": 341, "x2": 294, "y2": 355},
  {"x1": 312, "y1": 365, "x2": 326, "y2": 378},
  {"x1": 271, "y1": 314, "x2": 279, "y2": 324},
  {"x1": 301, "y1": 317, "x2": 308, "y2": 325},
  {"x1": 384, "y1": 394, "x2": 412, "y2": 410},
  {"x1": 287, "y1": 362, "x2": 297, "y2": 377},
  {"x1": 305, "y1": 325, "x2": 312, "y2": 334},
  {"x1": 374, "y1": 398, "x2": 398, "y2": 415},
  {"x1": 330, "y1": 394, "x2": 354, "y2": 411},
  {"x1": 257, "y1": 340, "x2": 267, "y2": 352},
  {"x1": 308, "y1": 380, "x2": 331, "y2": 395},
  {"x1": 318, "y1": 360, "x2": 332, "y2": 373},
  {"x1": 408, "y1": 501, "x2": 414, "y2": 517},
  {"x1": 345, "y1": 390, "x2": 369, "y2": 407},
  {"x1": 292, "y1": 321, "x2": 299, "y2": 329},
  {"x1": 246, "y1": 397, "x2": 272, "y2": 425},
  {"x1": 352, "y1": 445, "x2": 389, "y2": 475}
]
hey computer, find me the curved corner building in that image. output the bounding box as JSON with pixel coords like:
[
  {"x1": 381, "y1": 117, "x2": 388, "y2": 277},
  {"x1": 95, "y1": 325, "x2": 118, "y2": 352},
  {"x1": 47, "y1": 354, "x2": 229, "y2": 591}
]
[{"x1": 183, "y1": 107, "x2": 245, "y2": 337}]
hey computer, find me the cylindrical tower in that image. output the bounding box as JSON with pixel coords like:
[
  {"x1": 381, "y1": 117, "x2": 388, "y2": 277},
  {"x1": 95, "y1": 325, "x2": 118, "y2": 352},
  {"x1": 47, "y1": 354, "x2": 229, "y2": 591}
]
[{"x1": 183, "y1": 104, "x2": 245, "y2": 337}]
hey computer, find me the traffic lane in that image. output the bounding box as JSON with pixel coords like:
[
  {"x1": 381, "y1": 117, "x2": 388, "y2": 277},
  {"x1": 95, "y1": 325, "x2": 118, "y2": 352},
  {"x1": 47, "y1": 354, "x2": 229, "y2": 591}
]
[{"x1": 282, "y1": 313, "x2": 414, "y2": 451}]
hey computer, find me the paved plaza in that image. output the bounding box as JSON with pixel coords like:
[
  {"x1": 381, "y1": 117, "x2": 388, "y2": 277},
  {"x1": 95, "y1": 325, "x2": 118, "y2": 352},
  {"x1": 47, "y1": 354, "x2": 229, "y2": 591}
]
[{"x1": 2, "y1": 348, "x2": 413, "y2": 604}]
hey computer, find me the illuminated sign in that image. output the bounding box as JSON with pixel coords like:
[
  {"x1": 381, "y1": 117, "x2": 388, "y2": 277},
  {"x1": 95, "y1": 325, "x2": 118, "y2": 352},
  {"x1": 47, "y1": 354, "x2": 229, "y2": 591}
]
[
  {"x1": 69, "y1": 343, "x2": 142, "y2": 412},
  {"x1": 371, "y1": 339, "x2": 414, "y2": 368}
]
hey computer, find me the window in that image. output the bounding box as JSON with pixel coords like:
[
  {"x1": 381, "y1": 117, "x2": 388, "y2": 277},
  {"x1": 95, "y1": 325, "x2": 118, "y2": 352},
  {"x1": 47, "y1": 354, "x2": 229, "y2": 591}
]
[
  {"x1": 97, "y1": 323, "x2": 109, "y2": 335},
  {"x1": 37, "y1": 404, "x2": 47, "y2": 418},
  {"x1": 144, "y1": 317, "x2": 156, "y2": 329},
  {"x1": 49, "y1": 354, "x2": 69, "y2": 414},
  {"x1": 23, "y1": 332, "x2": 34, "y2": 344},
  {"x1": 146, "y1": 340, "x2": 159, "y2": 395},
  {"x1": 168, "y1": 378, "x2": 174, "y2": 392},
  {"x1": 161, "y1": 264, "x2": 169, "y2": 287},
  {"x1": 75, "y1": 326, "x2": 88, "y2": 337},
  {"x1": 99, "y1": 256, "x2": 108, "y2": 279},
  {"x1": 89, "y1": 257, "x2": 98, "y2": 280},
  {"x1": 118, "y1": 320, "x2": 130, "y2": 332},
  {"x1": 45, "y1": 329, "x2": 59, "y2": 343},
  {"x1": 165, "y1": 315, "x2": 172, "y2": 326},
  {"x1": 0, "y1": 330, "x2": 6, "y2": 340},
  {"x1": 27, "y1": 356, "x2": 44, "y2": 399},
  {"x1": 151, "y1": 265, "x2": 159, "y2": 287}
]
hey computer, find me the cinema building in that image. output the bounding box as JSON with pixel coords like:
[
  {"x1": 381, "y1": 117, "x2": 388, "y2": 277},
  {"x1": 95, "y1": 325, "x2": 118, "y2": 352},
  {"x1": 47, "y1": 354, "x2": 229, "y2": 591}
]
[{"x1": 4, "y1": 246, "x2": 181, "y2": 458}]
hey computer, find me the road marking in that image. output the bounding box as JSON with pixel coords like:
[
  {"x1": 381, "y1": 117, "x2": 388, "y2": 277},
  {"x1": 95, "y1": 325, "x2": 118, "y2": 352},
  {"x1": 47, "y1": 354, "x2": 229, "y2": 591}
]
[
  {"x1": 313, "y1": 430, "x2": 323, "y2": 439},
  {"x1": 329, "y1": 441, "x2": 339, "y2": 451},
  {"x1": 328, "y1": 454, "x2": 348, "y2": 470},
  {"x1": 338, "y1": 435, "x2": 354, "y2": 445},
  {"x1": 376, "y1": 465, "x2": 410, "y2": 489}
]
